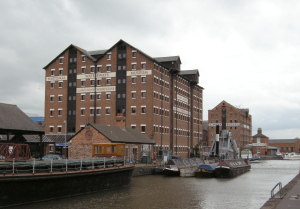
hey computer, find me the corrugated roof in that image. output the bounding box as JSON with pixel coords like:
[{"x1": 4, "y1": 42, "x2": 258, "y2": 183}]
[
  {"x1": 89, "y1": 124, "x2": 155, "y2": 144},
  {"x1": 0, "y1": 103, "x2": 44, "y2": 134}
]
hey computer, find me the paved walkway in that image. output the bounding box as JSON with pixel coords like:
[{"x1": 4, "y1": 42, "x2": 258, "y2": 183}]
[{"x1": 261, "y1": 172, "x2": 300, "y2": 209}]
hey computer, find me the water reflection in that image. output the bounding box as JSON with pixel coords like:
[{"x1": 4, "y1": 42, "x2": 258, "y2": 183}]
[{"x1": 17, "y1": 160, "x2": 299, "y2": 209}]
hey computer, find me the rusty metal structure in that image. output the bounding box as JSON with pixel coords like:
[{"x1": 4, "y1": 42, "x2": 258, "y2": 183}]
[{"x1": 0, "y1": 143, "x2": 31, "y2": 161}]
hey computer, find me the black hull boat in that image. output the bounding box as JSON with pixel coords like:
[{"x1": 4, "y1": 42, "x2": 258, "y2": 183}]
[
  {"x1": 0, "y1": 159, "x2": 134, "y2": 208},
  {"x1": 214, "y1": 159, "x2": 250, "y2": 178}
]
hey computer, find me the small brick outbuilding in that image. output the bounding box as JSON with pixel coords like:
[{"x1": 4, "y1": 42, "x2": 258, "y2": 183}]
[{"x1": 68, "y1": 123, "x2": 155, "y2": 160}]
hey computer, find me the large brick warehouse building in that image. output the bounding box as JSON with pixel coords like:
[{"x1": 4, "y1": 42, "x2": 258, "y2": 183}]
[{"x1": 43, "y1": 40, "x2": 204, "y2": 158}]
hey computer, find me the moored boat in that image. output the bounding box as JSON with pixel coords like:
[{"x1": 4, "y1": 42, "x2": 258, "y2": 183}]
[
  {"x1": 163, "y1": 158, "x2": 204, "y2": 177},
  {"x1": 195, "y1": 163, "x2": 218, "y2": 178},
  {"x1": 283, "y1": 152, "x2": 300, "y2": 160},
  {"x1": 214, "y1": 159, "x2": 250, "y2": 178},
  {"x1": 0, "y1": 158, "x2": 134, "y2": 208}
]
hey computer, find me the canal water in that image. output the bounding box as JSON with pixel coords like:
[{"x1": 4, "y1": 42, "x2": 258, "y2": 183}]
[{"x1": 16, "y1": 160, "x2": 299, "y2": 209}]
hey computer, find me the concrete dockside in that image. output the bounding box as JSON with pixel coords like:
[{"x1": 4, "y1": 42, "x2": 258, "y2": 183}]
[{"x1": 261, "y1": 172, "x2": 300, "y2": 209}]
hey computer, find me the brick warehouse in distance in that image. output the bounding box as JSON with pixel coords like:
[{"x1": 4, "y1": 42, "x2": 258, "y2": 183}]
[
  {"x1": 43, "y1": 39, "x2": 204, "y2": 159},
  {"x1": 208, "y1": 100, "x2": 252, "y2": 149}
]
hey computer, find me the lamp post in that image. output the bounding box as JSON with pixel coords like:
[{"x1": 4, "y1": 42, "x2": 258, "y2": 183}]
[{"x1": 64, "y1": 120, "x2": 67, "y2": 158}]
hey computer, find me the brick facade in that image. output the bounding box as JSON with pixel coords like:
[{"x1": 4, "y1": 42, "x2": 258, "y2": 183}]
[
  {"x1": 43, "y1": 40, "x2": 204, "y2": 158},
  {"x1": 208, "y1": 100, "x2": 252, "y2": 149}
]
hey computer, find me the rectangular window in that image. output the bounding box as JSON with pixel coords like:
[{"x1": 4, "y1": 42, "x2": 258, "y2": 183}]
[
  {"x1": 97, "y1": 93, "x2": 101, "y2": 100},
  {"x1": 49, "y1": 126, "x2": 54, "y2": 133},
  {"x1": 107, "y1": 53, "x2": 111, "y2": 60},
  {"x1": 131, "y1": 106, "x2": 136, "y2": 114},
  {"x1": 97, "y1": 66, "x2": 102, "y2": 73},
  {"x1": 59, "y1": 57, "x2": 63, "y2": 64},
  {"x1": 141, "y1": 63, "x2": 146, "y2": 69},
  {"x1": 58, "y1": 126, "x2": 62, "y2": 133},
  {"x1": 132, "y1": 64, "x2": 136, "y2": 70},
  {"x1": 106, "y1": 93, "x2": 111, "y2": 100},
  {"x1": 90, "y1": 108, "x2": 95, "y2": 115},
  {"x1": 58, "y1": 109, "x2": 62, "y2": 116},
  {"x1": 50, "y1": 95, "x2": 54, "y2": 102},
  {"x1": 50, "y1": 109, "x2": 54, "y2": 117},
  {"x1": 91, "y1": 79, "x2": 95, "y2": 86},
  {"x1": 51, "y1": 69, "x2": 55, "y2": 76},
  {"x1": 82, "y1": 56, "x2": 86, "y2": 62},
  {"x1": 81, "y1": 67, "x2": 86, "y2": 74},
  {"x1": 141, "y1": 125, "x2": 146, "y2": 133},
  {"x1": 91, "y1": 66, "x2": 95, "y2": 73},
  {"x1": 131, "y1": 91, "x2": 136, "y2": 99},
  {"x1": 141, "y1": 76, "x2": 146, "y2": 83},
  {"x1": 141, "y1": 91, "x2": 146, "y2": 98},
  {"x1": 81, "y1": 108, "x2": 85, "y2": 116},
  {"x1": 50, "y1": 82, "x2": 54, "y2": 89},
  {"x1": 81, "y1": 80, "x2": 86, "y2": 87},
  {"x1": 59, "y1": 81, "x2": 63, "y2": 88},
  {"x1": 106, "y1": 107, "x2": 110, "y2": 115},
  {"x1": 131, "y1": 125, "x2": 136, "y2": 129},
  {"x1": 81, "y1": 94, "x2": 85, "y2": 101},
  {"x1": 132, "y1": 51, "x2": 137, "y2": 58},
  {"x1": 132, "y1": 77, "x2": 136, "y2": 84},
  {"x1": 96, "y1": 107, "x2": 101, "y2": 115},
  {"x1": 59, "y1": 68, "x2": 63, "y2": 75},
  {"x1": 58, "y1": 95, "x2": 62, "y2": 102},
  {"x1": 97, "y1": 79, "x2": 101, "y2": 86},
  {"x1": 141, "y1": 106, "x2": 146, "y2": 114},
  {"x1": 107, "y1": 65, "x2": 111, "y2": 72},
  {"x1": 90, "y1": 93, "x2": 95, "y2": 101},
  {"x1": 106, "y1": 78, "x2": 111, "y2": 85}
]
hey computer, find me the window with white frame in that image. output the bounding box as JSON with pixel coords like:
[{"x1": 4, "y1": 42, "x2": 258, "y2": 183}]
[
  {"x1": 81, "y1": 79, "x2": 86, "y2": 87},
  {"x1": 59, "y1": 57, "x2": 64, "y2": 64},
  {"x1": 97, "y1": 79, "x2": 101, "y2": 86},
  {"x1": 106, "y1": 107, "x2": 110, "y2": 115},
  {"x1": 107, "y1": 52, "x2": 111, "y2": 60},
  {"x1": 90, "y1": 93, "x2": 95, "y2": 101},
  {"x1": 58, "y1": 109, "x2": 62, "y2": 117},
  {"x1": 49, "y1": 126, "x2": 54, "y2": 133},
  {"x1": 59, "y1": 68, "x2": 63, "y2": 75},
  {"x1": 50, "y1": 95, "x2": 54, "y2": 102},
  {"x1": 81, "y1": 67, "x2": 86, "y2": 74},
  {"x1": 141, "y1": 91, "x2": 146, "y2": 98},
  {"x1": 131, "y1": 106, "x2": 136, "y2": 114},
  {"x1": 132, "y1": 50, "x2": 137, "y2": 58},
  {"x1": 97, "y1": 65, "x2": 102, "y2": 73},
  {"x1": 96, "y1": 107, "x2": 101, "y2": 115},
  {"x1": 97, "y1": 93, "x2": 101, "y2": 100},
  {"x1": 81, "y1": 94, "x2": 85, "y2": 101},
  {"x1": 58, "y1": 95, "x2": 62, "y2": 102},
  {"x1": 81, "y1": 108, "x2": 85, "y2": 116},
  {"x1": 141, "y1": 76, "x2": 146, "y2": 83},
  {"x1": 90, "y1": 66, "x2": 95, "y2": 73},
  {"x1": 90, "y1": 107, "x2": 95, "y2": 115},
  {"x1": 51, "y1": 69, "x2": 55, "y2": 76},
  {"x1": 131, "y1": 91, "x2": 136, "y2": 99},
  {"x1": 132, "y1": 76, "x2": 136, "y2": 84},
  {"x1": 141, "y1": 106, "x2": 146, "y2": 114},
  {"x1": 106, "y1": 64, "x2": 111, "y2": 72},
  {"x1": 50, "y1": 109, "x2": 54, "y2": 117},
  {"x1": 59, "y1": 81, "x2": 63, "y2": 88},
  {"x1": 106, "y1": 93, "x2": 111, "y2": 100},
  {"x1": 58, "y1": 126, "x2": 62, "y2": 133},
  {"x1": 82, "y1": 55, "x2": 86, "y2": 62},
  {"x1": 50, "y1": 82, "x2": 54, "y2": 89},
  {"x1": 141, "y1": 62, "x2": 146, "y2": 69},
  {"x1": 106, "y1": 78, "x2": 111, "y2": 85},
  {"x1": 131, "y1": 124, "x2": 136, "y2": 129},
  {"x1": 141, "y1": 124, "x2": 146, "y2": 133},
  {"x1": 132, "y1": 63, "x2": 136, "y2": 70}
]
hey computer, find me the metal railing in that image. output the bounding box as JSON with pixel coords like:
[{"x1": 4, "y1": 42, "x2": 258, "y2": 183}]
[{"x1": 271, "y1": 182, "x2": 283, "y2": 198}]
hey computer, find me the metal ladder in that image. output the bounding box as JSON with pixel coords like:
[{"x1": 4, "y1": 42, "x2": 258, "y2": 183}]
[{"x1": 271, "y1": 182, "x2": 283, "y2": 198}]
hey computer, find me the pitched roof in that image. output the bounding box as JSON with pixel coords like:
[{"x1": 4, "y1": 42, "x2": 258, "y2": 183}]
[
  {"x1": 253, "y1": 133, "x2": 268, "y2": 138},
  {"x1": 0, "y1": 103, "x2": 44, "y2": 135},
  {"x1": 43, "y1": 134, "x2": 75, "y2": 143},
  {"x1": 269, "y1": 139, "x2": 300, "y2": 144},
  {"x1": 154, "y1": 56, "x2": 181, "y2": 64},
  {"x1": 87, "y1": 123, "x2": 155, "y2": 144}
]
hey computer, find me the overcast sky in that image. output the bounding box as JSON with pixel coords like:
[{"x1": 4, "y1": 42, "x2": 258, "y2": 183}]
[{"x1": 0, "y1": 0, "x2": 299, "y2": 139}]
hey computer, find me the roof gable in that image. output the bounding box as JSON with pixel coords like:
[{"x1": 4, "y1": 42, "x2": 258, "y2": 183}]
[{"x1": 0, "y1": 103, "x2": 44, "y2": 135}]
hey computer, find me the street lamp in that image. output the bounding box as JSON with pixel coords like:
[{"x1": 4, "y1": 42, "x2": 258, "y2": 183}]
[{"x1": 64, "y1": 120, "x2": 67, "y2": 158}]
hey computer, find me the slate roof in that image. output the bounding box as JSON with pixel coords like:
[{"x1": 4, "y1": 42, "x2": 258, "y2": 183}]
[
  {"x1": 178, "y1": 69, "x2": 199, "y2": 76},
  {"x1": 85, "y1": 124, "x2": 155, "y2": 144},
  {"x1": 269, "y1": 139, "x2": 300, "y2": 144},
  {"x1": 87, "y1": 49, "x2": 108, "y2": 56},
  {"x1": 253, "y1": 133, "x2": 268, "y2": 138},
  {"x1": 0, "y1": 103, "x2": 44, "y2": 135},
  {"x1": 154, "y1": 56, "x2": 181, "y2": 64},
  {"x1": 43, "y1": 134, "x2": 75, "y2": 143}
]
